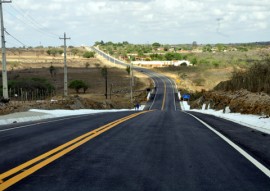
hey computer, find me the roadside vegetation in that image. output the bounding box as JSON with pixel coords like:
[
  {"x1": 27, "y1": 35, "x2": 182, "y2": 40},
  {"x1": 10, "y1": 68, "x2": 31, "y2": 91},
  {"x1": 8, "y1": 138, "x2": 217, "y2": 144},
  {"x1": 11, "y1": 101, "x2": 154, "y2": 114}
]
[
  {"x1": 214, "y1": 56, "x2": 270, "y2": 94},
  {"x1": 0, "y1": 46, "x2": 151, "y2": 112},
  {"x1": 95, "y1": 41, "x2": 270, "y2": 94},
  {"x1": 1, "y1": 41, "x2": 270, "y2": 113},
  {"x1": 68, "y1": 80, "x2": 88, "y2": 93},
  {"x1": 0, "y1": 77, "x2": 55, "y2": 100}
]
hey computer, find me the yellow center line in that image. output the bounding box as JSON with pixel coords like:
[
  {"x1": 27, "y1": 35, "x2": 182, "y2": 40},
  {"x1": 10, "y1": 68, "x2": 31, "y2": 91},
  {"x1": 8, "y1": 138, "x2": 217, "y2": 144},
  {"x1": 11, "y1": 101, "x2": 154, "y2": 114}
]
[
  {"x1": 0, "y1": 110, "x2": 151, "y2": 190},
  {"x1": 161, "y1": 79, "x2": 166, "y2": 110}
]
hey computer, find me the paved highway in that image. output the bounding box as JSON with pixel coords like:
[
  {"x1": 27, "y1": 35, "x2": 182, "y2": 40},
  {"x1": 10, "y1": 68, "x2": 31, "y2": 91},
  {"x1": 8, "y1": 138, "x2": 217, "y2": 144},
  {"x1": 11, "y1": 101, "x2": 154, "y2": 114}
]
[{"x1": 0, "y1": 47, "x2": 269, "y2": 190}]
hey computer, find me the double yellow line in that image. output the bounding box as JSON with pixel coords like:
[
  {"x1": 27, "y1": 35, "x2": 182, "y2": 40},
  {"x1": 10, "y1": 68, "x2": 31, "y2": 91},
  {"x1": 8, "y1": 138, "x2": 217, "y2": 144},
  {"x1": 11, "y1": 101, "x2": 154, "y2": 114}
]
[
  {"x1": 161, "y1": 79, "x2": 167, "y2": 111},
  {"x1": 0, "y1": 110, "x2": 150, "y2": 190}
]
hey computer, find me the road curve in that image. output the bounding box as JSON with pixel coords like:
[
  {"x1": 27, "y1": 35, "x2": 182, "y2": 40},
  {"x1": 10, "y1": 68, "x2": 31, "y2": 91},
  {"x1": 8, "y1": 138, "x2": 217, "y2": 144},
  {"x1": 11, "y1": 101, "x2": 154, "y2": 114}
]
[
  {"x1": 0, "y1": 47, "x2": 269, "y2": 190},
  {"x1": 91, "y1": 46, "x2": 180, "y2": 111}
]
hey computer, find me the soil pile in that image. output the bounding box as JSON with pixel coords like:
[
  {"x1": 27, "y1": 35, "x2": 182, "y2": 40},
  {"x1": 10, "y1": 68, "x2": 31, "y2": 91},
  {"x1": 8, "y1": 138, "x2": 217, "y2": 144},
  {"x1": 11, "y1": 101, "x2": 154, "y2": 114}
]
[{"x1": 191, "y1": 89, "x2": 270, "y2": 115}]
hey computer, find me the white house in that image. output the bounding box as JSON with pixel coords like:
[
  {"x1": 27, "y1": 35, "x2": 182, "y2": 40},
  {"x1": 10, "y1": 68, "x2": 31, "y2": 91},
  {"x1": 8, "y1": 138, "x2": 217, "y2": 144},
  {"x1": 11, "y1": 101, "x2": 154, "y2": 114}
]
[{"x1": 132, "y1": 60, "x2": 191, "y2": 67}]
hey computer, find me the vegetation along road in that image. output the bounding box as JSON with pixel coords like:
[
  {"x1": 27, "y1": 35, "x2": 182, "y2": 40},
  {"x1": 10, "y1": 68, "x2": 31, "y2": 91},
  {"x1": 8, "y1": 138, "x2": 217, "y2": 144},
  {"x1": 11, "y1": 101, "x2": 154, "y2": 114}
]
[{"x1": 0, "y1": 47, "x2": 270, "y2": 190}]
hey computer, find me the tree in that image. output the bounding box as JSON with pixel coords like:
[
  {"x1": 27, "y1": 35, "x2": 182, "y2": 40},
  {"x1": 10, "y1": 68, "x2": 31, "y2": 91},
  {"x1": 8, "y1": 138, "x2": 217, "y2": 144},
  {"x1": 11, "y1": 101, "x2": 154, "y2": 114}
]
[
  {"x1": 192, "y1": 41, "x2": 198, "y2": 48},
  {"x1": 101, "y1": 66, "x2": 108, "y2": 99},
  {"x1": 203, "y1": 44, "x2": 212, "y2": 52},
  {"x1": 164, "y1": 52, "x2": 182, "y2": 60},
  {"x1": 126, "y1": 66, "x2": 130, "y2": 75},
  {"x1": 152, "y1": 42, "x2": 161, "y2": 49},
  {"x1": 49, "y1": 65, "x2": 57, "y2": 77},
  {"x1": 68, "y1": 80, "x2": 88, "y2": 93},
  {"x1": 123, "y1": 41, "x2": 129, "y2": 45},
  {"x1": 58, "y1": 49, "x2": 64, "y2": 55},
  {"x1": 46, "y1": 48, "x2": 58, "y2": 56},
  {"x1": 137, "y1": 49, "x2": 144, "y2": 57}
]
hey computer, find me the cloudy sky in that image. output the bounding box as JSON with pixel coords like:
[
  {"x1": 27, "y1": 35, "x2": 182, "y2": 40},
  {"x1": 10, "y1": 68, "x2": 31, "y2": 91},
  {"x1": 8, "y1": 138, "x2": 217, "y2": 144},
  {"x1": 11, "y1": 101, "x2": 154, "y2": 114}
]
[{"x1": 3, "y1": 0, "x2": 270, "y2": 47}]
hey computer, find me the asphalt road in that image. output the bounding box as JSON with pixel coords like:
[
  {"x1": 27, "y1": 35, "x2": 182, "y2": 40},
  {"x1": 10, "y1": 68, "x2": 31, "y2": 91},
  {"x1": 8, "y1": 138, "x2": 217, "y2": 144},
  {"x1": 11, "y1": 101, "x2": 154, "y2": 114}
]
[{"x1": 0, "y1": 48, "x2": 269, "y2": 190}]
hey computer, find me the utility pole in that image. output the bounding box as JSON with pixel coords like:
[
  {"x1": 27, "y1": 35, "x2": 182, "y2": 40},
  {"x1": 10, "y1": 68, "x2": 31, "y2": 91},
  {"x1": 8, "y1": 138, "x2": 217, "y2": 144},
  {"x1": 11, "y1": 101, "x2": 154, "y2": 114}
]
[
  {"x1": 59, "y1": 32, "x2": 70, "y2": 97},
  {"x1": 130, "y1": 60, "x2": 134, "y2": 103},
  {"x1": 0, "y1": 0, "x2": 11, "y2": 101}
]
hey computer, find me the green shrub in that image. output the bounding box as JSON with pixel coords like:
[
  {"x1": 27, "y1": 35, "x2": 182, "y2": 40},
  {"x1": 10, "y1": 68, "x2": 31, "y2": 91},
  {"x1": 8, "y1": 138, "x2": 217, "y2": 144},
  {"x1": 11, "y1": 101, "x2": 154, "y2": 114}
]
[
  {"x1": 46, "y1": 48, "x2": 63, "y2": 56},
  {"x1": 68, "y1": 80, "x2": 88, "y2": 93},
  {"x1": 6, "y1": 78, "x2": 55, "y2": 99},
  {"x1": 83, "y1": 51, "x2": 95, "y2": 58},
  {"x1": 8, "y1": 78, "x2": 54, "y2": 92},
  {"x1": 212, "y1": 61, "x2": 220, "y2": 68}
]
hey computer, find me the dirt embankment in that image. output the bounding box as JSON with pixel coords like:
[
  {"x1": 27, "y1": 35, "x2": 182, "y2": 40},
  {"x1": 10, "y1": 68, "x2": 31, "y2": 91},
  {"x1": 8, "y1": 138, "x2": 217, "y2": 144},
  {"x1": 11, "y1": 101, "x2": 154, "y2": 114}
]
[
  {"x1": 191, "y1": 89, "x2": 270, "y2": 116},
  {"x1": 0, "y1": 95, "x2": 132, "y2": 116}
]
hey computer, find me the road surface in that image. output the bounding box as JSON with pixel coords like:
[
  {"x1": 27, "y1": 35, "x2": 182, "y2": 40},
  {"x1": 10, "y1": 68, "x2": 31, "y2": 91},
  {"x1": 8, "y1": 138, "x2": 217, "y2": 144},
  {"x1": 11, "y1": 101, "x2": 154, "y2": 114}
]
[{"x1": 0, "y1": 47, "x2": 269, "y2": 190}]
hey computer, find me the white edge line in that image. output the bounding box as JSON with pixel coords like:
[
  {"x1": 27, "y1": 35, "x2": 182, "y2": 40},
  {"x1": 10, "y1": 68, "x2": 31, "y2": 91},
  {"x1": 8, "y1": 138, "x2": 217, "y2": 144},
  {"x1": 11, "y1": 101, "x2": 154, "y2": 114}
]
[
  {"x1": 185, "y1": 111, "x2": 270, "y2": 179},
  {"x1": 0, "y1": 115, "x2": 92, "y2": 133},
  {"x1": 149, "y1": 76, "x2": 158, "y2": 110}
]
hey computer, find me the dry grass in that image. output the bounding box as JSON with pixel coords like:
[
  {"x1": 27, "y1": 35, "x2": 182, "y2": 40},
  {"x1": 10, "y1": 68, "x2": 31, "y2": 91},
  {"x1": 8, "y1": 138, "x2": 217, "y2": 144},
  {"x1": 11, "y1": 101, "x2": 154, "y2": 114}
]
[
  {"x1": 149, "y1": 49, "x2": 270, "y2": 92},
  {"x1": 1, "y1": 48, "x2": 151, "y2": 108},
  {"x1": 215, "y1": 59, "x2": 270, "y2": 94}
]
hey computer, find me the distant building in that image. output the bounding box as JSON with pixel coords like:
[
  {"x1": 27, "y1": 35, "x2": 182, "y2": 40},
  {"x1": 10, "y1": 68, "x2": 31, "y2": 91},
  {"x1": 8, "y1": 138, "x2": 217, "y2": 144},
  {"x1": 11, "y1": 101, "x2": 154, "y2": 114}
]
[{"x1": 132, "y1": 60, "x2": 191, "y2": 67}]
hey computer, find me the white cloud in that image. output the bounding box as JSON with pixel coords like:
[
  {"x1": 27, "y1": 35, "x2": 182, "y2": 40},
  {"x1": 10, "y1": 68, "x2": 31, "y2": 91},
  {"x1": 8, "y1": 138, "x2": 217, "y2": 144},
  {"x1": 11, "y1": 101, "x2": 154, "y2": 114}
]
[{"x1": 3, "y1": 0, "x2": 270, "y2": 46}]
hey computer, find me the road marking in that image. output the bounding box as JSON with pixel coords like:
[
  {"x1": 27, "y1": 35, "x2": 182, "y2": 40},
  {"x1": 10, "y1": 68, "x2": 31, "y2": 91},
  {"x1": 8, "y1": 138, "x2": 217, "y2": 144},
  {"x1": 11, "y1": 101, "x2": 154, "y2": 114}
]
[
  {"x1": 167, "y1": 78, "x2": 177, "y2": 111},
  {"x1": 0, "y1": 115, "x2": 92, "y2": 133},
  {"x1": 186, "y1": 112, "x2": 270, "y2": 179},
  {"x1": 149, "y1": 82, "x2": 158, "y2": 110},
  {"x1": 0, "y1": 111, "x2": 151, "y2": 190},
  {"x1": 161, "y1": 79, "x2": 167, "y2": 111},
  {"x1": 146, "y1": 72, "x2": 162, "y2": 111}
]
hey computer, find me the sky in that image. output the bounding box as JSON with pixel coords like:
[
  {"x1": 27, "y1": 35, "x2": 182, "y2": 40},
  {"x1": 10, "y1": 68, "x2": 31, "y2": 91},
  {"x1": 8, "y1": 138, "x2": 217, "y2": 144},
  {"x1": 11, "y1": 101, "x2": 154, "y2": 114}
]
[{"x1": 2, "y1": 0, "x2": 270, "y2": 47}]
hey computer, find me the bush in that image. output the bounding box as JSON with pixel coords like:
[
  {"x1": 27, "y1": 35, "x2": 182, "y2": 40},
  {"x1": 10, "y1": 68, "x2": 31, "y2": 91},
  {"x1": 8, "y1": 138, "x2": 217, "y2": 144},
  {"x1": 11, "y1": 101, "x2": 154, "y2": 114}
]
[
  {"x1": 164, "y1": 52, "x2": 182, "y2": 60},
  {"x1": 83, "y1": 51, "x2": 95, "y2": 58},
  {"x1": 214, "y1": 58, "x2": 270, "y2": 94},
  {"x1": 212, "y1": 61, "x2": 220, "y2": 68},
  {"x1": 8, "y1": 78, "x2": 55, "y2": 92},
  {"x1": 68, "y1": 80, "x2": 88, "y2": 93},
  {"x1": 6, "y1": 78, "x2": 55, "y2": 99},
  {"x1": 46, "y1": 48, "x2": 63, "y2": 56}
]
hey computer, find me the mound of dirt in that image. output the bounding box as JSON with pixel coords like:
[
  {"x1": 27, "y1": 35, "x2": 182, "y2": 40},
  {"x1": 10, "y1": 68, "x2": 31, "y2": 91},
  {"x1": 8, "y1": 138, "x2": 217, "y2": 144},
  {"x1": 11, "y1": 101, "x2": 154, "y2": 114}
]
[
  {"x1": 0, "y1": 95, "x2": 127, "y2": 116},
  {"x1": 191, "y1": 89, "x2": 270, "y2": 115}
]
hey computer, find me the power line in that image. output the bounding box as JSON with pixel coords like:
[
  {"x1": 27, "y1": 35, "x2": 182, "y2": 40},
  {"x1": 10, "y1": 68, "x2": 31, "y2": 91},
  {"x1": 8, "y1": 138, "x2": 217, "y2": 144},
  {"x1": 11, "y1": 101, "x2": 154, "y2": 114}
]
[
  {"x1": 5, "y1": 7, "x2": 57, "y2": 39},
  {"x1": 5, "y1": 29, "x2": 26, "y2": 47},
  {"x1": 9, "y1": 4, "x2": 59, "y2": 38}
]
